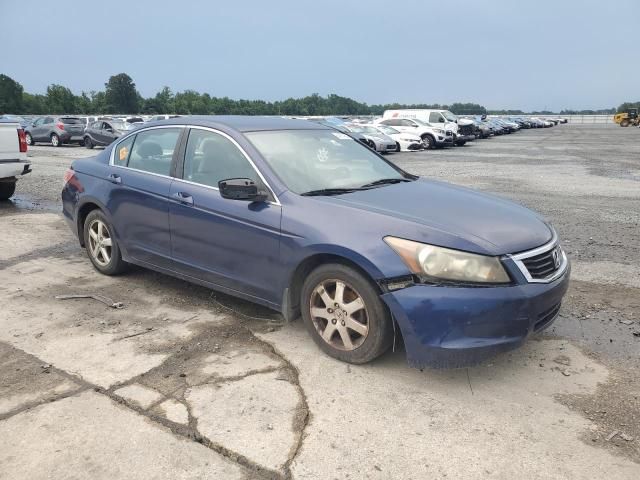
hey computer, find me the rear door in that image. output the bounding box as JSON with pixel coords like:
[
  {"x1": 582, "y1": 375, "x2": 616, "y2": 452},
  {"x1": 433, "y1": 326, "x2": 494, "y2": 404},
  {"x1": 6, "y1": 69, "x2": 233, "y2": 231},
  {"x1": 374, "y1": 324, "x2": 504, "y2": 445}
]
[
  {"x1": 106, "y1": 126, "x2": 184, "y2": 270},
  {"x1": 168, "y1": 127, "x2": 282, "y2": 304}
]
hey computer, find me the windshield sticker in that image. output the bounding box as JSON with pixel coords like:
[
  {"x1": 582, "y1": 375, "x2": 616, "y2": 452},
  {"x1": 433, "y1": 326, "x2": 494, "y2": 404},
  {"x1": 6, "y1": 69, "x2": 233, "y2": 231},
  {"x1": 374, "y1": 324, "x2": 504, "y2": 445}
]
[
  {"x1": 316, "y1": 147, "x2": 329, "y2": 162},
  {"x1": 331, "y1": 132, "x2": 350, "y2": 140}
]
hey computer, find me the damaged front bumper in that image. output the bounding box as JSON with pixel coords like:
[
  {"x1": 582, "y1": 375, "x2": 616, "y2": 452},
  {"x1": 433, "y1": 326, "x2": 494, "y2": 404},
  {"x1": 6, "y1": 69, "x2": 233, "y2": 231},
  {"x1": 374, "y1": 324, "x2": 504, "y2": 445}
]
[{"x1": 381, "y1": 264, "x2": 570, "y2": 368}]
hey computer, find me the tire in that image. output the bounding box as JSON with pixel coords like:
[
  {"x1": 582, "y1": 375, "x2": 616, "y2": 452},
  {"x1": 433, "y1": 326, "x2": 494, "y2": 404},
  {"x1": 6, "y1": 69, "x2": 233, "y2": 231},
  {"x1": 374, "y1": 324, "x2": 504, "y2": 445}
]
[
  {"x1": 51, "y1": 133, "x2": 60, "y2": 147},
  {"x1": 421, "y1": 135, "x2": 434, "y2": 149},
  {"x1": 367, "y1": 139, "x2": 376, "y2": 151},
  {"x1": 456, "y1": 140, "x2": 466, "y2": 146},
  {"x1": 0, "y1": 181, "x2": 16, "y2": 201},
  {"x1": 301, "y1": 263, "x2": 393, "y2": 364},
  {"x1": 83, "y1": 210, "x2": 128, "y2": 275},
  {"x1": 395, "y1": 142, "x2": 401, "y2": 152},
  {"x1": 25, "y1": 132, "x2": 33, "y2": 146},
  {"x1": 620, "y1": 119, "x2": 630, "y2": 127},
  {"x1": 84, "y1": 136, "x2": 94, "y2": 149}
]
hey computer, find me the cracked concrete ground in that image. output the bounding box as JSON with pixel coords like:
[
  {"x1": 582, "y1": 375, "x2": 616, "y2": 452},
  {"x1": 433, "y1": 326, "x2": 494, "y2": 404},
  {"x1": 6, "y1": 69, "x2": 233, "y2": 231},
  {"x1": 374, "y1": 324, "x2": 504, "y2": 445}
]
[{"x1": 0, "y1": 124, "x2": 638, "y2": 479}]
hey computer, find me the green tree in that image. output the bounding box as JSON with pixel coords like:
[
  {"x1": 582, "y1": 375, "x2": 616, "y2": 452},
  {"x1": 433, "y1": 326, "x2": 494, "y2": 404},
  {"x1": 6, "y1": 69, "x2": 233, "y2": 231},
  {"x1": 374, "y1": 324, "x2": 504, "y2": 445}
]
[
  {"x1": 46, "y1": 84, "x2": 77, "y2": 113},
  {"x1": 104, "y1": 73, "x2": 139, "y2": 113},
  {"x1": 0, "y1": 74, "x2": 24, "y2": 114}
]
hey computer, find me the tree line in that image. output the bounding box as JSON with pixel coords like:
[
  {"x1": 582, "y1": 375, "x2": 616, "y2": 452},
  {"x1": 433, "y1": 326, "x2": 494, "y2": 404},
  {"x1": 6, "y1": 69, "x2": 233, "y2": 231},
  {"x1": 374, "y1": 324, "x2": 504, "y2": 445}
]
[{"x1": 0, "y1": 72, "x2": 626, "y2": 117}]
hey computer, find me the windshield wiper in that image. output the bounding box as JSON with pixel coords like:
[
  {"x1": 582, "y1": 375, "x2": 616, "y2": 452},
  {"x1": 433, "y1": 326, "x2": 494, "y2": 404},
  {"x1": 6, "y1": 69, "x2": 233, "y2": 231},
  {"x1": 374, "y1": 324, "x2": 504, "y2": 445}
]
[
  {"x1": 300, "y1": 188, "x2": 361, "y2": 196},
  {"x1": 359, "y1": 178, "x2": 412, "y2": 189}
]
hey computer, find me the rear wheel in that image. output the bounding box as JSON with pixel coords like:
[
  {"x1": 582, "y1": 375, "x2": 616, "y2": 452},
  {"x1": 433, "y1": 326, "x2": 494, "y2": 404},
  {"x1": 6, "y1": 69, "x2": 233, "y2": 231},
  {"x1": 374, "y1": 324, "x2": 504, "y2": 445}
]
[
  {"x1": 421, "y1": 135, "x2": 434, "y2": 149},
  {"x1": 51, "y1": 133, "x2": 60, "y2": 147},
  {"x1": 0, "y1": 181, "x2": 16, "y2": 201},
  {"x1": 620, "y1": 119, "x2": 630, "y2": 127},
  {"x1": 84, "y1": 136, "x2": 94, "y2": 149},
  {"x1": 456, "y1": 140, "x2": 466, "y2": 146},
  {"x1": 25, "y1": 132, "x2": 33, "y2": 146},
  {"x1": 83, "y1": 210, "x2": 128, "y2": 275},
  {"x1": 301, "y1": 264, "x2": 393, "y2": 364}
]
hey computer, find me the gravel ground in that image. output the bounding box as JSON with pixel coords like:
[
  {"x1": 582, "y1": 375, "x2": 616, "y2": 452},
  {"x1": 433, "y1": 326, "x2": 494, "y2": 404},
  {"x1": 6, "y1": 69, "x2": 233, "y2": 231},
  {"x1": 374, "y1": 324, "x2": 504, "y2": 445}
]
[{"x1": 0, "y1": 123, "x2": 638, "y2": 478}]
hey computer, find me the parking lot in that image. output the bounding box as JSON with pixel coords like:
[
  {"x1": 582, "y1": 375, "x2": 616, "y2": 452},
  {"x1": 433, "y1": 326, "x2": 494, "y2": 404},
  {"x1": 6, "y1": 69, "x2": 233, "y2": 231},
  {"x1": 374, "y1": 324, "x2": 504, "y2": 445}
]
[{"x1": 0, "y1": 124, "x2": 638, "y2": 479}]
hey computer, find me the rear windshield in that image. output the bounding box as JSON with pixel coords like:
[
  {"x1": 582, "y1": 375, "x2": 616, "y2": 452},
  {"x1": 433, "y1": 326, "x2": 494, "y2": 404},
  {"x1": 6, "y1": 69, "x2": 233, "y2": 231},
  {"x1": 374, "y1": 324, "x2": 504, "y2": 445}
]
[{"x1": 60, "y1": 118, "x2": 84, "y2": 125}]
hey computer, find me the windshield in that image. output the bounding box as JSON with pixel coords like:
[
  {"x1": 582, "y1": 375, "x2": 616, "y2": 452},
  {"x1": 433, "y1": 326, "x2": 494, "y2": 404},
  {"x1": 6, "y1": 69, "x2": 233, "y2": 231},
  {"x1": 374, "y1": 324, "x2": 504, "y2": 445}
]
[
  {"x1": 346, "y1": 125, "x2": 380, "y2": 135},
  {"x1": 376, "y1": 125, "x2": 399, "y2": 135},
  {"x1": 411, "y1": 118, "x2": 434, "y2": 127},
  {"x1": 110, "y1": 121, "x2": 128, "y2": 130},
  {"x1": 246, "y1": 129, "x2": 406, "y2": 194},
  {"x1": 442, "y1": 111, "x2": 458, "y2": 122}
]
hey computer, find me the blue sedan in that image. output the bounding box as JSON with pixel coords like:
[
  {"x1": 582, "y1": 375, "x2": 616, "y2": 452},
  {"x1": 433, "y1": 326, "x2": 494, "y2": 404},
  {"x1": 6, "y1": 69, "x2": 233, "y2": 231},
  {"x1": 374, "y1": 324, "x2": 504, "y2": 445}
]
[{"x1": 62, "y1": 116, "x2": 570, "y2": 368}]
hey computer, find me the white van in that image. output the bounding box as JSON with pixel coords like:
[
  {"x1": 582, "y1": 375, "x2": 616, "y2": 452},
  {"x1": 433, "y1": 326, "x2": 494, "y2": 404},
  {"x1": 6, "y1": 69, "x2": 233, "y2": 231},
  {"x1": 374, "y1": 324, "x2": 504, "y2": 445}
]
[{"x1": 383, "y1": 109, "x2": 476, "y2": 145}]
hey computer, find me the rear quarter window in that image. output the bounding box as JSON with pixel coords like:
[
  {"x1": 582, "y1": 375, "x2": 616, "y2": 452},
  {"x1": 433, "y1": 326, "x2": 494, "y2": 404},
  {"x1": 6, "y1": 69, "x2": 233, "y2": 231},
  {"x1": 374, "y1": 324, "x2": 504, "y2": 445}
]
[{"x1": 114, "y1": 135, "x2": 135, "y2": 167}]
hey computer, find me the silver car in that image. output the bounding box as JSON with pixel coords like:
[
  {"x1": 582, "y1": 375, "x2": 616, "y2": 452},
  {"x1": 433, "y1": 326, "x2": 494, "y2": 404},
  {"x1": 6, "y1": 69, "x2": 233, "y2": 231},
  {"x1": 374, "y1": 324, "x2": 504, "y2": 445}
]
[
  {"x1": 25, "y1": 116, "x2": 86, "y2": 147},
  {"x1": 344, "y1": 124, "x2": 398, "y2": 153}
]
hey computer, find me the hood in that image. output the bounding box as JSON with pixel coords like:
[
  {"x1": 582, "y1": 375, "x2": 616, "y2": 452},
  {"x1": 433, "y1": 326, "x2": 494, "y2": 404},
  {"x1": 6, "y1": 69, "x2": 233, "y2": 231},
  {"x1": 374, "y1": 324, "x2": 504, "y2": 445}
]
[{"x1": 319, "y1": 178, "x2": 552, "y2": 255}]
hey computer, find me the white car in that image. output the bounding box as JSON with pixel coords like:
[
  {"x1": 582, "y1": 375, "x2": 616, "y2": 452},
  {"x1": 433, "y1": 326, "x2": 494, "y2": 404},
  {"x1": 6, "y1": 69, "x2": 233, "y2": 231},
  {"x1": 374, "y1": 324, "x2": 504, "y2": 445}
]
[
  {"x1": 344, "y1": 124, "x2": 398, "y2": 153},
  {"x1": 375, "y1": 117, "x2": 454, "y2": 149},
  {"x1": 0, "y1": 119, "x2": 31, "y2": 200},
  {"x1": 366, "y1": 124, "x2": 423, "y2": 151}
]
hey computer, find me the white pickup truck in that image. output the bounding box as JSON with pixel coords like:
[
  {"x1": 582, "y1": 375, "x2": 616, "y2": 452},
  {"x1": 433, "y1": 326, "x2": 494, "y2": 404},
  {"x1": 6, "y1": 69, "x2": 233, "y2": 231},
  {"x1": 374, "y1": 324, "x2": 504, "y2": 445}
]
[{"x1": 0, "y1": 119, "x2": 31, "y2": 200}]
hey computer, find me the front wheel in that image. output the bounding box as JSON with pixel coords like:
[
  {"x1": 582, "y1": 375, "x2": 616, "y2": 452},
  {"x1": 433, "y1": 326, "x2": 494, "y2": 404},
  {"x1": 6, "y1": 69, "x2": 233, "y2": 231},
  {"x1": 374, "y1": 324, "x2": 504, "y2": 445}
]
[
  {"x1": 421, "y1": 135, "x2": 434, "y2": 149},
  {"x1": 0, "y1": 181, "x2": 16, "y2": 201},
  {"x1": 84, "y1": 136, "x2": 94, "y2": 149},
  {"x1": 83, "y1": 210, "x2": 128, "y2": 275},
  {"x1": 620, "y1": 119, "x2": 630, "y2": 127},
  {"x1": 51, "y1": 133, "x2": 60, "y2": 147},
  {"x1": 301, "y1": 264, "x2": 393, "y2": 364}
]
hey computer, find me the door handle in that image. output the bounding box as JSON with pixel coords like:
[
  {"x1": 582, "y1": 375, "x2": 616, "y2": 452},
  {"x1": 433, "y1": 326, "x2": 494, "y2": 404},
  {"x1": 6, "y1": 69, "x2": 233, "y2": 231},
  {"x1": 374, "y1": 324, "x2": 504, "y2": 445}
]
[
  {"x1": 108, "y1": 173, "x2": 121, "y2": 184},
  {"x1": 172, "y1": 192, "x2": 194, "y2": 205}
]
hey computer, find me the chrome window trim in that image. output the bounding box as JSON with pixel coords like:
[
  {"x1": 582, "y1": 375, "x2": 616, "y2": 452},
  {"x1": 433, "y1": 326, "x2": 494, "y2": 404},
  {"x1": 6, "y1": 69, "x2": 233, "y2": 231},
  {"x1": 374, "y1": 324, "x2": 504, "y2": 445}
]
[
  {"x1": 507, "y1": 231, "x2": 568, "y2": 284},
  {"x1": 109, "y1": 124, "x2": 281, "y2": 206}
]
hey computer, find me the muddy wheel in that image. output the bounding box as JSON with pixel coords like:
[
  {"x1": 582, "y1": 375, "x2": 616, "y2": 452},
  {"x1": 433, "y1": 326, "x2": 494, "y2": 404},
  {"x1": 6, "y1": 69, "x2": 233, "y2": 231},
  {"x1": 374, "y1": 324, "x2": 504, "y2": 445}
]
[{"x1": 301, "y1": 264, "x2": 393, "y2": 364}]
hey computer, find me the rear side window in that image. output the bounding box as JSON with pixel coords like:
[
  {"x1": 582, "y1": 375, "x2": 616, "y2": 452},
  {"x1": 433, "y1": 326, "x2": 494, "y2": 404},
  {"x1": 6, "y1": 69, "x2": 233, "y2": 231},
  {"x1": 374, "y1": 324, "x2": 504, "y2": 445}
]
[
  {"x1": 127, "y1": 128, "x2": 181, "y2": 176},
  {"x1": 183, "y1": 129, "x2": 258, "y2": 188},
  {"x1": 114, "y1": 135, "x2": 135, "y2": 167},
  {"x1": 44, "y1": 117, "x2": 54, "y2": 124}
]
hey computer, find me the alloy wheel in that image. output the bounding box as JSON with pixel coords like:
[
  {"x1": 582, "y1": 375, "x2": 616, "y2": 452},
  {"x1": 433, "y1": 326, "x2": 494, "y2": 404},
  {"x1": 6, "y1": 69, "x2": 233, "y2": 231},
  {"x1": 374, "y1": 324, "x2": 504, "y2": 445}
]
[
  {"x1": 51, "y1": 134, "x2": 59, "y2": 147},
  {"x1": 309, "y1": 279, "x2": 369, "y2": 351},
  {"x1": 88, "y1": 219, "x2": 113, "y2": 267}
]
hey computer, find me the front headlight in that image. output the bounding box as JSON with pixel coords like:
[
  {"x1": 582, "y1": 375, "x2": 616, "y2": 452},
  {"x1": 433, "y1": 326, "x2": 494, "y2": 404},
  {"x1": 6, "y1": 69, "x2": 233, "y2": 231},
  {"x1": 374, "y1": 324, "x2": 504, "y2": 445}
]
[
  {"x1": 401, "y1": 137, "x2": 417, "y2": 142},
  {"x1": 434, "y1": 129, "x2": 444, "y2": 134},
  {"x1": 384, "y1": 237, "x2": 510, "y2": 284}
]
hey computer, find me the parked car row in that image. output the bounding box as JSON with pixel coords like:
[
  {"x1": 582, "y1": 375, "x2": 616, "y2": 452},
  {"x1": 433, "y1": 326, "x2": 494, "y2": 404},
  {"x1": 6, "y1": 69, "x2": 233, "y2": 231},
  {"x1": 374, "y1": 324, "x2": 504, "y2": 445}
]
[
  {"x1": 304, "y1": 110, "x2": 566, "y2": 153},
  {"x1": 6, "y1": 110, "x2": 566, "y2": 150}
]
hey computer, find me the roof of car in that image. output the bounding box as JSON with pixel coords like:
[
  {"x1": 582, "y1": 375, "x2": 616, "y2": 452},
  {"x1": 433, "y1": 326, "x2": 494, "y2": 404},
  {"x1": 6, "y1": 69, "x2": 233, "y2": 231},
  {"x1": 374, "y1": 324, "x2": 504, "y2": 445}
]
[{"x1": 146, "y1": 115, "x2": 327, "y2": 132}]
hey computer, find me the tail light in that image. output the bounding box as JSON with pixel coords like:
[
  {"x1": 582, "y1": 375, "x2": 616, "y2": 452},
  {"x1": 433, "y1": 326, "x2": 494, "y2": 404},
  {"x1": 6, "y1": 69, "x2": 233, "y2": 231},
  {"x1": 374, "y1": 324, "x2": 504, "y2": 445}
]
[
  {"x1": 17, "y1": 128, "x2": 28, "y2": 153},
  {"x1": 63, "y1": 167, "x2": 75, "y2": 184},
  {"x1": 57, "y1": 122, "x2": 65, "y2": 130}
]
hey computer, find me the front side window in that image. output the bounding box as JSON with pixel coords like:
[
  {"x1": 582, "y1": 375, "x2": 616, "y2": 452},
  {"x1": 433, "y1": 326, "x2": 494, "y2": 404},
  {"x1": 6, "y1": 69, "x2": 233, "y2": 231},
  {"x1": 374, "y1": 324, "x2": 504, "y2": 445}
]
[
  {"x1": 246, "y1": 129, "x2": 406, "y2": 194},
  {"x1": 429, "y1": 112, "x2": 442, "y2": 123},
  {"x1": 44, "y1": 117, "x2": 54, "y2": 124},
  {"x1": 126, "y1": 128, "x2": 181, "y2": 175},
  {"x1": 183, "y1": 129, "x2": 258, "y2": 188}
]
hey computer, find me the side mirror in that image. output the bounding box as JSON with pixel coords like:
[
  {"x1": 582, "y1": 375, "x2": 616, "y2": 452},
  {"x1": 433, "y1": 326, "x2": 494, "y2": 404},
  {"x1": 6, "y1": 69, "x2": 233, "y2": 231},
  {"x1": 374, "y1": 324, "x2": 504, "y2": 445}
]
[{"x1": 218, "y1": 178, "x2": 268, "y2": 202}]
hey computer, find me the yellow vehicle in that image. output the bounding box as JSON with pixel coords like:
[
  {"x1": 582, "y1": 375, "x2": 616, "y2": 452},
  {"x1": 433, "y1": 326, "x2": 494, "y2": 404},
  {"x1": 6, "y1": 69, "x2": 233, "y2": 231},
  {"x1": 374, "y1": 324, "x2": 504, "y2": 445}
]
[{"x1": 614, "y1": 108, "x2": 639, "y2": 127}]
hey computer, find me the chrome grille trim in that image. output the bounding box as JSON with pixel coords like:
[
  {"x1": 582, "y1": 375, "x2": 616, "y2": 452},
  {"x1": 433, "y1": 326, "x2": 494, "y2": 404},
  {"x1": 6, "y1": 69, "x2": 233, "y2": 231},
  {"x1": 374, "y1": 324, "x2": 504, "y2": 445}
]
[{"x1": 507, "y1": 231, "x2": 568, "y2": 284}]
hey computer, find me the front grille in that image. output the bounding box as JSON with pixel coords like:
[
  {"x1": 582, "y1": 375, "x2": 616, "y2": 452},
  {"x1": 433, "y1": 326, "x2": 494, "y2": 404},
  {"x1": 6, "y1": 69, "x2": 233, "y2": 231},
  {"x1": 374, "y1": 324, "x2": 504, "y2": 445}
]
[
  {"x1": 459, "y1": 125, "x2": 473, "y2": 135},
  {"x1": 521, "y1": 246, "x2": 561, "y2": 279},
  {"x1": 386, "y1": 144, "x2": 396, "y2": 150},
  {"x1": 534, "y1": 302, "x2": 561, "y2": 331}
]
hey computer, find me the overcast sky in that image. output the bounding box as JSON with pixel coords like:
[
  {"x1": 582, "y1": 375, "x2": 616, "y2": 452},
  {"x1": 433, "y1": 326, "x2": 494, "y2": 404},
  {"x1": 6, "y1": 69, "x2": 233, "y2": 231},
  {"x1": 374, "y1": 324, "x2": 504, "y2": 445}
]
[{"x1": 1, "y1": 0, "x2": 638, "y2": 111}]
